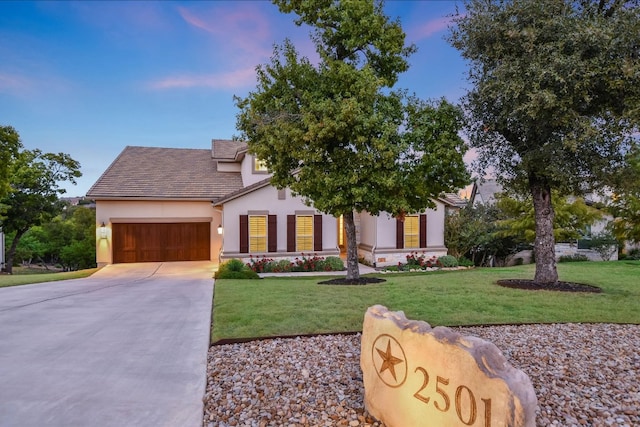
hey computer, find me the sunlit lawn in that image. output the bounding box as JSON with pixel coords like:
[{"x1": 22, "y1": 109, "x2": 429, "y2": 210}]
[
  {"x1": 211, "y1": 261, "x2": 640, "y2": 342},
  {"x1": 0, "y1": 267, "x2": 99, "y2": 288}
]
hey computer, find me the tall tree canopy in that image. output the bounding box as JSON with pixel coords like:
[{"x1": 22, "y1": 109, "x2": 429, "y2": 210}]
[
  {"x1": 449, "y1": 0, "x2": 640, "y2": 283},
  {"x1": 236, "y1": 0, "x2": 469, "y2": 279},
  {"x1": 1, "y1": 141, "x2": 81, "y2": 274},
  {"x1": 0, "y1": 126, "x2": 22, "y2": 204}
]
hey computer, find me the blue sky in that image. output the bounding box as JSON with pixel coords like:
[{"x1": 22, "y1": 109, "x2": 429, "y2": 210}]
[{"x1": 0, "y1": 1, "x2": 468, "y2": 196}]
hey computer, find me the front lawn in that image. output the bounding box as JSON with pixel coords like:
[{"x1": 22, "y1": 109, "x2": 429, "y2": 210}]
[
  {"x1": 0, "y1": 267, "x2": 99, "y2": 288},
  {"x1": 211, "y1": 261, "x2": 640, "y2": 342}
]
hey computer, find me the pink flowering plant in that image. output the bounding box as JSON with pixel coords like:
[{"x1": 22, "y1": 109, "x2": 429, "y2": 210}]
[
  {"x1": 246, "y1": 253, "x2": 344, "y2": 273},
  {"x1": 387, "y1": 252, "x2": 442, "y2": 271}
]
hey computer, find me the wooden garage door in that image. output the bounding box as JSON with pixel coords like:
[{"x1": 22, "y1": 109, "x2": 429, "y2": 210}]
[{"x1": 113, "y1": 223, "x2": 210, "y2": 263}]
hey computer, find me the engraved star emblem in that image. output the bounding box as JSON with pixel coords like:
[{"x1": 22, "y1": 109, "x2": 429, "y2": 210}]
[{"x1": 376, "y1": 339, "x2": 404, "y2": 381}]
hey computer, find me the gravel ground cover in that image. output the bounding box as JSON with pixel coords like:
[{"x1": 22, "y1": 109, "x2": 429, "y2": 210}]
[{"x1": 204, "y1": 323, "x2": 639, "y2": 427}]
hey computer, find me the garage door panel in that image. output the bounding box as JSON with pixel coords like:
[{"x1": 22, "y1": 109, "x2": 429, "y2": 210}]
[{"x1": 113, "y1": 223, "x2": 210, "y2": 263}]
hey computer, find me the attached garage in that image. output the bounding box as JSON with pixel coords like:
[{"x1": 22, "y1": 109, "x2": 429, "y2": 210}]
[{"x1": 113, "y1": 222, "x2": 210, "y2": 263}]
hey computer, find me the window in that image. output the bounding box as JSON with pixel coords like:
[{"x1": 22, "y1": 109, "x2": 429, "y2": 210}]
[
  {"x1": 287, "y1": 214, "x2": 322, "y2": 252},
  {"x1": 249, "y1": 215, "x2": 267, "y2": 252},
  {"x1": 404, "y1": 215, "x2": 419, "y2": 248},
  {"x1": 296, "y1": 215, "x2": 313, "y2": 251},
  {"x1": 254, "y1": 158, "x2": 268, "y2": 172},
  {"x1": 396, "y1": 214, "x2": 426, "y2": 249}
]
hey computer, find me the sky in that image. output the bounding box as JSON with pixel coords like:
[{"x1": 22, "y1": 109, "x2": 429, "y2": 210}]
[{"x1": 0, "y1": 0, "x2": 469, "y2": 197}]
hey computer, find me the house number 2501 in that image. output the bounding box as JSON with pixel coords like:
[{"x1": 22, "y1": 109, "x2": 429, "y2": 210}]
[{"x1": 413, "y1": 367, "x2": 492, "y2": 427}]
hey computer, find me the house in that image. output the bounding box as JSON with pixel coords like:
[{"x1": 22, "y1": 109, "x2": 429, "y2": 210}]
[{"x1": 87, "y1": 140, "x2": 454, "y2": 267}]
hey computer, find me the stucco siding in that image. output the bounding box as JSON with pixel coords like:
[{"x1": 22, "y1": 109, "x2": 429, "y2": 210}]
[
  {"x1": 95, "y1": 200, "x2": 220, "y2": 266},
  {"x1": 221, "y1": 185, "x2": 338, "y2": 258},
  {"x1": 240, "y1": 153, "x2": 272, "y2": 187},
  {"x1": 426, "y1": 202, "x2": 447, "y2": 247},
  {"x1": 359, "y1": 201, "x2": 449, "y2": 267}
]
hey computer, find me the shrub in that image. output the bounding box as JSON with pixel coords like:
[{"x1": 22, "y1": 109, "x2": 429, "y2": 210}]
[
  {"x1": 322, "y1": 256, "x2": 345, "y2": 271},
  {"x1": 438, "y1": 255, "x2": 459, "y2": 268},
  {"x1": 291, "y1": 253, "x2": 324, "y2": 272},
  {"x1": 558, "y1": 254, "x2": 589, "y2": 263},
  {"x1": 272, "y1": 259, "x2": 293, "y2": 273},
  {"x1": 246, "y1": 255, "x2": 274, "y2": 273},
  {"x1": 405, "y1": 252, "x2": 439, "y2": 269},
  {"x1": 215, "y1": 259, "x2": 259, "y2": 279},
  {"x1": 626, "y1": 248, "x2": 640, "y2": 260},
  {"x1": 457, "y1": 256, "x2": 474, "y2": 267},
  {"x1": 245, "y1": 254, "x2": 344, "y2": 273},
  {"x1": 224, "y1": 258, "x2": 246, "y2": 272}
]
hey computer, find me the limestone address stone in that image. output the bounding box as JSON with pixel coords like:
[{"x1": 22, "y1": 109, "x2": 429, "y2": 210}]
[{"x1": 361, "y1": 305, "x2": 538, "y2": 427}]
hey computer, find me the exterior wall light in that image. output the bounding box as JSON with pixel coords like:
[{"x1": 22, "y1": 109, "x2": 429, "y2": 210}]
[
  {"x1": 217, "y1": 224, "x2": 223, "y2": 235},
  {"x1": 99, "y1": 222, "x2": 108, "y2": 239}
]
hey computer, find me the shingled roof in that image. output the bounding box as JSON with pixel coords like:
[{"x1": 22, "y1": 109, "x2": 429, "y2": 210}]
[
  {"x1": 212, "y1": 139, "x2": 248, "y2": 161},
  {"x1": 87, "y1": 146, "x2": 243, "y2": 200}
]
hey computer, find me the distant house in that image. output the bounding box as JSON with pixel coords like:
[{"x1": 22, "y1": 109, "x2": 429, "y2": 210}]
[{"x1": 87, "y1": 140, "x2": 457, "y2": 267}]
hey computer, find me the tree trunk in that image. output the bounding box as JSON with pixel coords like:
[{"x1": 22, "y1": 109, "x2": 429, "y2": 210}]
[
  {"x1": 5, "y1": 229, "x2": 26, "y2": 275},
  {"x1": 531, "y1": 180, "x2": 558, "y2": 284},
  {"x1": 343, "y1": 211, "x2": 360, "y2": 280}
]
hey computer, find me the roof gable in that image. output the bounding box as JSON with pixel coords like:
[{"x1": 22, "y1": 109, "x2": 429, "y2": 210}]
[{"x1": 211, "y1": 139, "x2": 248, "y2": 161}]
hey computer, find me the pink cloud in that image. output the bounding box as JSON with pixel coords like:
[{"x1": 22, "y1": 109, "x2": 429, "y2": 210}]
[
  {"x1": 148, "y1": 66, "x2": 257, "y2": 90},
  {"x1": 409, "y1": 16, "x2": 455, "y2": 41},
  {"x1": 178, "y1": 5, "x2": 273, "y2": 61},
  {"x1": 0, "y1": 73, "x2": 32, "y2": 95}
]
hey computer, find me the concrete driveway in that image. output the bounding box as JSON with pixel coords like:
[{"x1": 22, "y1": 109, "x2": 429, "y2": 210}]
[{"x1": 0, "y1": 261, "x2": 215, "y2": 427}]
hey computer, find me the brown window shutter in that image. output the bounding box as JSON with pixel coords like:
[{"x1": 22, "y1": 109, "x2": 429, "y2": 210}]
[
  {"x1": 313, "y1": 215, "x2": 323, "y2": 251},
  {"x1": 396, "y1": 218, "x2": 404, "y2": 249},
  {"x1": 239, "y1": 215, "x2": 249, "y2": 253},
  {"x1": 287, "y1": 215, "x2": 296, "y2": 252},
  {"x1": 419, "y1": 214, "x2": 427, "y2": 248},
  {"x1": 268, "y1": 215, "x2": 277, "y2": 252}
]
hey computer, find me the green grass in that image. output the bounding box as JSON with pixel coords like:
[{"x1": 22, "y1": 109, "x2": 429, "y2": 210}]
[
  {"x1": 211, "y1": 261, "x2": 640, "y2": 342},
  {"x1": 0, "y1": 267, "x2": 99, "y2": 288}
]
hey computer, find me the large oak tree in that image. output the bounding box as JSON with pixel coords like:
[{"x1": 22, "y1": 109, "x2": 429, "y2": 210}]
[
  {"x1": 449, "y1": 0, "x2": 640, "y2": 283},
  {"x1": 236, "y1": 0, "x2": 469, "y2": 280}
]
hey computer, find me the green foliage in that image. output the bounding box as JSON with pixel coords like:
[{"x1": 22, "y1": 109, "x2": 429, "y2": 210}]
[
  {"x1": 389, "y1": 252, "x2": 441, "y2": 271},
  {"x1": 246, "y1": 254, "x2": 345, "y2": 273},
  {"x1": 321, "y1": 256, "x2": 345, "y2": 271},
  {"x1": 588, "y1": 230, "x2": 619, "y2": 261},
  {"x1": 495, "y1": 193, "x2": 602, "y2": 243},
  {"x1": 559, "y1": 254, "x2": 590, "y2": 263},
  {"x1": 215, "y1": 259, "x2": 259, "y2": 280},
  {"x1": 0, "y1": 125, "x2": 22, "y2": 203},
  {"x1": 236, "y1": 0, "x2": 469, "y2": 280},
  {"x1": 4, "y1": 205, "x2": 96, "y2": 271},
  {"x1": 9, "y1": 230, "x2": 46, "y2": 265},
  {"x1": 457, "y1": 257, "x2": 474, "y2": 267},
  {"x1": 445, "y1": 201, "x2": 521, "y2": 267},
  {"x1": 609, "y1": 146, "x2": 640, "y2": 244},
  {"x1": 621, "y1": 248, "x2": 640, "y2": 260},
  {"x1": 0, "y1": 134, "x2": 82, "y2": 274},
  {"x1": 450, "y1": 0, "x2": 640, "y2": 193},
  {"x1": 449, "y1": 0, "x2": 640, "y2": 283},
  {"x1": 437, "y1": 255, "x2": 459, "y2": 268}
]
